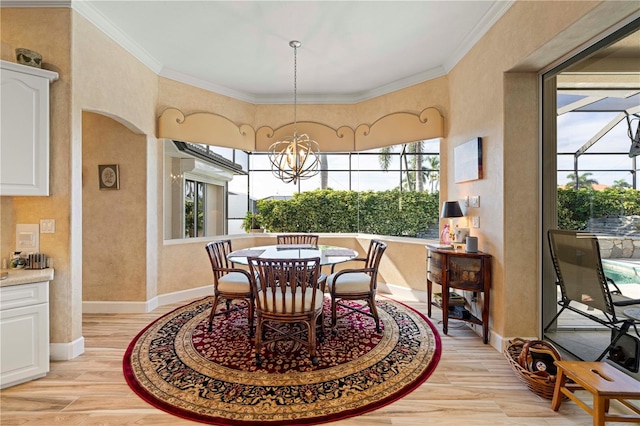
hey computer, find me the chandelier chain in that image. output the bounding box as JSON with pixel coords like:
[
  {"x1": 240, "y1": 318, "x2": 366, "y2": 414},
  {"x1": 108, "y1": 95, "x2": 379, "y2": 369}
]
[{"x1": 293, "y1": 42, "x2": 298, "y2": 134}]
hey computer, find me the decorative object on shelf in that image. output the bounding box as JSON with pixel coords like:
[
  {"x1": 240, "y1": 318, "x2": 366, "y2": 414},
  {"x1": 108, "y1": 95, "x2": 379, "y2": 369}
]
[
  {"x1": 454, "y1": 226, "x2": 470, "y2": 243},
  {"x1": 268, "y1": 40, "x2": 320, "y2": 185},
  {"x1": 9, "y1": 252, "x2": 26, "y2": 269},
  {"x1": 15, "y1": 48, "x2": 42, "y2": 68},
  {"x1": 505, "y1": 338, "x2": 563, "y2": 400},
  {"x1": 98, "y1": 164, "x2": 120, "y2": 190},
  {"x1": 440, "y1": 201, "x2": 463, "y2": 244},
  {"x1": 465, "y1": 236, "x2": 478, "y2": 253},
  {"x1": 454, "y1": 137, "x2": 483, "y2": 183}
]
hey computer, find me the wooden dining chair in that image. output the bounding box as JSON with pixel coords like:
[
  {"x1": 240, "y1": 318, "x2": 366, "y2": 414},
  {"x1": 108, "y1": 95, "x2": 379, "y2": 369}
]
[
  {"x1": 248, "y1": 256, "x2": 326, "y2": 366},
  {"x1": 327, "y1": 239, "x2": 387, "y2": 333},
  {"x1": 276, "y1": 234, "x2": 319, "y2": 246},
  {"x1": 205, "y1": 240, "x2": 255, "y2": 336}
]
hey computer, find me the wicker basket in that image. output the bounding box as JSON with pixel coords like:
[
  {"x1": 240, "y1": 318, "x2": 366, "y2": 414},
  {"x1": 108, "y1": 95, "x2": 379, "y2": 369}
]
[{"x1": 505, "y1": 338, "x2": 562, "y2": 400}]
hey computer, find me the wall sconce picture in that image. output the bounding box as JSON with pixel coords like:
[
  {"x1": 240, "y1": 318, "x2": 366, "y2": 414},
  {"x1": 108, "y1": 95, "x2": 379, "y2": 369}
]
[{"x1": 98, "y1": 164, "x2": 120, "y2": 190}]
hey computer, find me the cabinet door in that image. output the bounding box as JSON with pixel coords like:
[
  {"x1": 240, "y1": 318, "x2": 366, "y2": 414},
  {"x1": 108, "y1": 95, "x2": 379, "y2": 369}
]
[
  {"x1": 448, "y1": 256, "x2": 484, "y2": 291},
  {"x1": 0, "y1": 302, "x2": 49, "y2": 388},
  {"x1": 427, "y1": 251, "x2": 443, "y2": 284},
  {"x1": 0, "y1": 68, "x2": 50, "y2": 196}
]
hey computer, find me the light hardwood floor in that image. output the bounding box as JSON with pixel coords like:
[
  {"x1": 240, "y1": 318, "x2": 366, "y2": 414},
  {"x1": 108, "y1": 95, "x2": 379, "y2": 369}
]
[{"x1": 0, "y1": 296, "x2": 633, "y2": 425}]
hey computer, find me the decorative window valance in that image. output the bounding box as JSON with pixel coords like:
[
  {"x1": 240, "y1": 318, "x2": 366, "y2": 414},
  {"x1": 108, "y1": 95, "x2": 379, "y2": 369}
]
[{"x1": 158, "y1": 107, "x2": 444, "y2": 152}]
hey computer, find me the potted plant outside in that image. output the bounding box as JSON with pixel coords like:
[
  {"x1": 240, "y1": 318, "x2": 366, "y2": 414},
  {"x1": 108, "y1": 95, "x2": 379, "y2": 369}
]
[{"x1": 242, "y1": 212, "x2": 263, "y2": 233}]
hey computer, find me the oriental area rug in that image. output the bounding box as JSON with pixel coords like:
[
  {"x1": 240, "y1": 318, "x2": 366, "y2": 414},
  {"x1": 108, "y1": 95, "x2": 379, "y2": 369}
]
[{"x1": 123, "y1": 296, "x2": 441, "y2": 425}]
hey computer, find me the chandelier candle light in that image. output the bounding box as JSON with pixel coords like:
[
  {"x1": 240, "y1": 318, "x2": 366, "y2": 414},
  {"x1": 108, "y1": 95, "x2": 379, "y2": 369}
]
[{"x1": 268, "y1": 41, "x2": 321, "y2": 184}]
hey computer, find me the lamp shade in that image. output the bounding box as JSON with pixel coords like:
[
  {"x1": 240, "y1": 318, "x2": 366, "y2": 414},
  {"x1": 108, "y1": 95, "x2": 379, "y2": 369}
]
[{"x1": 440, "y1": 201, "x2": 463, "y2": 218}]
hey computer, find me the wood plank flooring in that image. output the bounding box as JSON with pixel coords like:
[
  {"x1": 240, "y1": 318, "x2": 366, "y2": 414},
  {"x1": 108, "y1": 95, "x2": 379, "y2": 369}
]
[{"x1": 0, "y1": 296, "x2": 634, "y2": 425}]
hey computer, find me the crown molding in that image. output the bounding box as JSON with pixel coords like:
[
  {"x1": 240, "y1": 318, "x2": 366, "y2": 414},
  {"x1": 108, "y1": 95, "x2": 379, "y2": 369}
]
[
  {"x1": 443, "y1": 0, "x2": 515, "y2": 72},
  {"x1": 71, "y1": 1, "x2": 163, "y2": 74}
]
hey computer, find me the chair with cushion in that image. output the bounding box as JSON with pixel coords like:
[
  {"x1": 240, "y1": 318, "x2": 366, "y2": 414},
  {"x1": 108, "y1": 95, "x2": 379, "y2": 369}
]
[
  {"x1": 248, "y1": 256, "x2": 326, "y2": 366},
  {"x1": 327, "y1": 239, "x2": 387, "y2": 333},
  {"x1": 205, "y1": 240, "x2": 255, "y2": 336},
  {"x1": 276, "y1": 234, "x2": 319, "y2": 246}
]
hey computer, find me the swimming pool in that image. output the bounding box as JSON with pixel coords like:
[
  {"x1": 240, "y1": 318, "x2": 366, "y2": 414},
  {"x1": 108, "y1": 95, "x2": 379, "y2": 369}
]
[{"x1": 602, "y1": 259, "x2": 640, "y2": 284}]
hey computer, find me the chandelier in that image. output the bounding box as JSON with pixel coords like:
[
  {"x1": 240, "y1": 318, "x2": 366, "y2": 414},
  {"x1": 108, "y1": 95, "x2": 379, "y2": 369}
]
[{"x1": 268, "y1": 41, "x2": 320, "y2": 184}]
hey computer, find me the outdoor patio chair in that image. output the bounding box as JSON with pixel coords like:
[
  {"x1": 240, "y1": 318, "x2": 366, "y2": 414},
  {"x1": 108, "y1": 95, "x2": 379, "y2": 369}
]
[
  {"x1": 327, "y1": 239, "x2": 387, "y2": 333},
  {"x1": 248, "y1": 256, "x2": 326, "y2": 366},
  {"x1": 276, "y1": 234, "x2": 319, "y2": 246},
  {"x1": 544, "y1": 229, "x2": 640, "y2": 369},
  {"x1": 205, "y1": 240, "x2": 255, "y2": 336}
]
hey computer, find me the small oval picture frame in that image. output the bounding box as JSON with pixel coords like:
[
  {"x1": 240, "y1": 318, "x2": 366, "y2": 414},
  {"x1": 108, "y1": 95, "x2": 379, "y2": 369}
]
[{"x1": 98, "y1": 164, "x2": 120, "y2": 190}]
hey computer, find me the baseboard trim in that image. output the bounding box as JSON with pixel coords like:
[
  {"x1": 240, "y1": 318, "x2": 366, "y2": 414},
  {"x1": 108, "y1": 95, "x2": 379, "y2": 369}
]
[
  {"x1": 82, "y1": 285, "x2": 214, "y2": 314},
  {"x1": 379, "y1": 283, "x2": 427, "y2": 303},
  {"x1": 50, "y1": 336, "x2": 85, "y2": 361}
]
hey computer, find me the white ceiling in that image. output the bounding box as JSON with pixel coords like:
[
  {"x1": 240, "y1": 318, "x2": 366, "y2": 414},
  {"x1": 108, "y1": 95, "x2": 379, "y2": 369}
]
[{"x1": 62, "y1": 1, "x2": 514, "y2": 104}]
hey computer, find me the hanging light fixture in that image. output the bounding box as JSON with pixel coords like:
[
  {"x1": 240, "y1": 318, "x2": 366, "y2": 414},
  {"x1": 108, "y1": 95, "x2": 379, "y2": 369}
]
[{"x1": 268, "y1": 40, "x2": 320, "y2": 184}]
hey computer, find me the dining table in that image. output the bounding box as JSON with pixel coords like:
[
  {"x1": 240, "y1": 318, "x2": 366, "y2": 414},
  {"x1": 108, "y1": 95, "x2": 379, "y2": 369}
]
[{"x1": 227, "y1": 244, "x2": 358, "y2": 267}]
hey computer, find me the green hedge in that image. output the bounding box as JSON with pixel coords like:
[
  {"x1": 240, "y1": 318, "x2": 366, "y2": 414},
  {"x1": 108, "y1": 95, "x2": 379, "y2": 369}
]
[
  {"x1": 558, "y1": 187, "x2": 640, "y2": 230},
  {"x1": 256, "y1": 189, "x2": 440, "y2": 237},
  {"x1": 255, "y1": 187, "x2": 639, "y2": 237}
]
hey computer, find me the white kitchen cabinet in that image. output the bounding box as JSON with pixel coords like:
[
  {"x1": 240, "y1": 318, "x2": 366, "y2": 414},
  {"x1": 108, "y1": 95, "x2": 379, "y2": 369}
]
[
  {"x1": 0, "y1": 60, "x2": 58, "y2": 196},
  {"x1": 0, "y1": 280, "x2": 50, "y2": 389}
]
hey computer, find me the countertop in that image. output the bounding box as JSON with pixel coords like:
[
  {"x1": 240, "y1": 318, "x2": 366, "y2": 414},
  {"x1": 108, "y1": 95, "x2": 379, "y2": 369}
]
[{"x1": 0, "y1": 268, "x2": 54, "y2": 287}]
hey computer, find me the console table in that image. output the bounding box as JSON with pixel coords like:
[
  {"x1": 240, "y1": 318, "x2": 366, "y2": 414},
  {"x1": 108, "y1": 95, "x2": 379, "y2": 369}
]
[{"x1": 426, "y1": 245, "x2": 492, "y2": 343}]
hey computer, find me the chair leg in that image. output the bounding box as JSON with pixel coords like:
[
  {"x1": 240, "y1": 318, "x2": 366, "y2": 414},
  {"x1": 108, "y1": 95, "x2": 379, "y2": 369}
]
[
  {"x1": 247, "y1": 296, "x2": 255, "y2": 337},
  {"x1": 255, "y1": 317, "x2": 263, "y2": 366},
  {"x1": 331, "y1": 295, "x2": 338, "y2": 329},
  {"x1": 369, "y1": 296, "x2": 380, "y2": 333},
  {"x1": 318, "y1": 311, "x2": 326, "y2": 342},
  {"x1": 208, "y1": 294, "x2": 220, "y2": 332},
  {"x1": 309, "y1": 317, "x2": 319, "y2": 366}
]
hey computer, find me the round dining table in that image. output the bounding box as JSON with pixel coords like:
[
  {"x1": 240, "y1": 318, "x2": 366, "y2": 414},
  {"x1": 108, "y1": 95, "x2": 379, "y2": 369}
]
[{"x1": 228, "y1": 244, "x2": 358, "y2": 266}]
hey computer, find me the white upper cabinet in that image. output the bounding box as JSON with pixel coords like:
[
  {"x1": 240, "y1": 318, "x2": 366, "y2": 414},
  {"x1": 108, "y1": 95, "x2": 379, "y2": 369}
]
[{"x1": 0, "y1": 60, "x2": 58, "y2": 196}]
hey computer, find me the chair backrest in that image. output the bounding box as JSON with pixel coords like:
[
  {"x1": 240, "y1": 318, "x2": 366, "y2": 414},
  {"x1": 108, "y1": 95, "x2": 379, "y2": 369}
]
[
  {"x1": 248, "y1": 257, "x2": 322, "y2": 315},
  {"x1": 205, "y1": 240, "x2": 234, "y2": 280},
  {"x1": 548, "y1": 229, "x2": 614, "y2": 315},
  {"x1": 276, "y1": 234, "x2": 319, "y2": 246},
  {"x1": 364, "y1": 239, "x2": 387, "y2": 270}
]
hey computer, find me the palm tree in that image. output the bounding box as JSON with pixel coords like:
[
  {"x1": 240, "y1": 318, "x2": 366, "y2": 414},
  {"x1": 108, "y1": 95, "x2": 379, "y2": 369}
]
[
  {"x1": 424, "y1": 155, "x2": 440, "y2": 193},
  {"x1": 612, "y1": 179, "x2": 631, "y2": 189},
  {"x1": 565, "y1": 172, "x2": 598, "y2": 190},
  {"x1": 378, "y1": 142, "x2": 426, "y2": 191},
  {"x1": 320, "y1": 154, "x2": 329, "y2": 189}
]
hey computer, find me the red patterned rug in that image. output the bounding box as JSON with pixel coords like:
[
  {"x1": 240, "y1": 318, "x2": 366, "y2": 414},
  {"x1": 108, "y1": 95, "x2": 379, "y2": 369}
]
[{"x1": 123, "y1": 296, "x2": 441, "y2": 425}]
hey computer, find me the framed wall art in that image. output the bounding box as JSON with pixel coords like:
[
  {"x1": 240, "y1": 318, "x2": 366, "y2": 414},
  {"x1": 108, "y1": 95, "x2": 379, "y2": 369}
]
[
  {"x1": 98, "y1": 164, "x2": 120, "y2": 190},
  {"x1": 454, "y1": 137, "x2": 483, "y2": 183}
]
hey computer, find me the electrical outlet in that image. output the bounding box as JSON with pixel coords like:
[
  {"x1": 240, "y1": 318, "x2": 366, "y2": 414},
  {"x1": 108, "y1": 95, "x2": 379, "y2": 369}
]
[
  {"x1": 470, "y1": 195, "x2": 480, "y2": 208},
  {"x1": 472, "y1": 216, "x2": 480, "y2": 228}
]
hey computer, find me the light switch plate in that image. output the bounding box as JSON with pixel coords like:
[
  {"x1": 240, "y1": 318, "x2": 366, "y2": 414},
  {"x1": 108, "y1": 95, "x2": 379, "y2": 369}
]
[
  {"x1": 470, "y1": 195, "x2": 480, "y2": 208},
  {"x1": 40, "y1": 219, "x2": 56, "y2": 234},
  {"x1": 472, "y1": 216, "x2": 480, "y2": 228}
]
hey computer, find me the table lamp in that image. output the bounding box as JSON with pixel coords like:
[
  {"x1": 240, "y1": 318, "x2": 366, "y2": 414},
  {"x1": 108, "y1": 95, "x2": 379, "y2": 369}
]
[{"x1": 440, "y1": 201, "x2": 463, "y2": 244}]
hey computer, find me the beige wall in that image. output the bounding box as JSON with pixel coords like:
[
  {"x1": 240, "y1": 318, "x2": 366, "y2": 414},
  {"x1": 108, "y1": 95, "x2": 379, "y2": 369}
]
[
  {"x1": 82, "y1": 112, "x2": 147, "y2": 301},
  {"x1": 2, "y1": 2, "x2": 639, "y2": 357}
]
